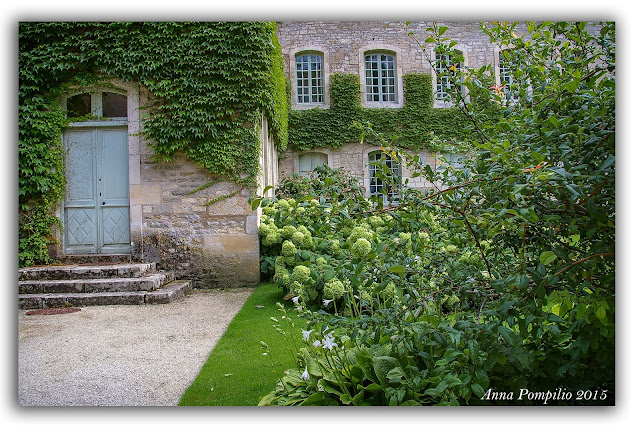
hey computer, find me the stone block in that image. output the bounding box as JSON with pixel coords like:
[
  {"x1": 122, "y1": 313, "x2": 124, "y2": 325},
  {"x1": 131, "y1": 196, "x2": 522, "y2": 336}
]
[
  {"x1": 130, "y1": 184, "x2": 162, "y2": 205},
  {"x1": 202, "y1": 234, "x2": 259, "y2": 255},
  {"x1": 207, "y1": 195, "x2": 253, "y2": 216}
]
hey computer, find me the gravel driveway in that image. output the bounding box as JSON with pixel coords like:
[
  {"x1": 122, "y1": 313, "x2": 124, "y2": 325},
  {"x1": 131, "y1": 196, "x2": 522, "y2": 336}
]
[{"x1": 18, "y1": 288, "x2": 253, "y2": 406}]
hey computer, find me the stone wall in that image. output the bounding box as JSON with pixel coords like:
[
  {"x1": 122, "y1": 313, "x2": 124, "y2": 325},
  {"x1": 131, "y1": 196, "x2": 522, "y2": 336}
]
[
  {"x1": 129, "y1": 91, "x2": 276, "y2": 288},
  {"x1": 276, "y1": 21, "x2": 493, "y2": 189},
  {"x1": 276, "y1": 21, "x2": 512, "y2": 109}
]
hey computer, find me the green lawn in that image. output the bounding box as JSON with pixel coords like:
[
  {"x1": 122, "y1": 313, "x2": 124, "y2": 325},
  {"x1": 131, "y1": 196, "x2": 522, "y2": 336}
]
[{"x1": 179, "y1": 283, "x2": 303, "y2": 406}]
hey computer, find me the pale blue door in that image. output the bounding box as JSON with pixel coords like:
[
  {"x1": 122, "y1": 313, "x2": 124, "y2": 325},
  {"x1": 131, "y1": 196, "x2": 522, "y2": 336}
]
[{"x1": 63, "y1": 126, "x2": 130, "y2": 254}]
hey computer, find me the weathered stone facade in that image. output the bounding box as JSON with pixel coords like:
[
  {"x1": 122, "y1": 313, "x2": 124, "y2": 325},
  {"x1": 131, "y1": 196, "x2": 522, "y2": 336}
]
[
  {"x1": 55, "y1": 83, "x2": 277, "y2": 289},
  {"x1": 130, "y1": 92, "x2": 277, "y2": 288},
  {"x1": 276, "y1": 21, "x2": 517, "y2": 189}
]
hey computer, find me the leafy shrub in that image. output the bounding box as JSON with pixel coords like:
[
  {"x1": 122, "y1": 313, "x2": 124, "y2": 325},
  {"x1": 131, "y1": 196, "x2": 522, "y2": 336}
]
[{"x1": 255, "y1": 21, "x2": 615, "y2": 406}]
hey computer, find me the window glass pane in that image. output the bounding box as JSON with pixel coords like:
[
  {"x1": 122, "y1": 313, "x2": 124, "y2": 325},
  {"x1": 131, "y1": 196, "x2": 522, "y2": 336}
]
[
  {"x1": 67, "y1": 93, "x2": 91, "y2": 118},
  {"x1": 364, "y1": 53, "x2": 396, "y2": 104},
  {"x1": 295, "y1": 53, "x2": 324, "y2": 104},
  {"x1": 368, "y1": 151, "x2": 401, "y2": 202},
  {"x1": 102, "y1": 92, "x2": 127, "y2": 118}
]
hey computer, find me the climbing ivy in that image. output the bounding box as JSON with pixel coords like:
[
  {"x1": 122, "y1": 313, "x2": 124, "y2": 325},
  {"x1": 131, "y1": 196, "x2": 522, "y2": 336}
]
[
  {"x1": 18, "y1": 22, "x2": 288, "y2": 266},
  {"x1": 287, "y1": 72, "x2": 495, "y2": 151}
]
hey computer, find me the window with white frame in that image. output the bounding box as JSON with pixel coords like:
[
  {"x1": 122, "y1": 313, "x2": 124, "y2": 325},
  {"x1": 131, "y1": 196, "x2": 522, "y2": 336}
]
[
  {"x1": 298, "y1": 152, "x2": 328, "y2": 174},
  {"x1": 295, "y1": 53, "x2": 325, "y2": 104},
  {"x1": 368, "y1": 151, "x2": 401, "y2": 203},
  {"x1": 499, "y1": 51, "x2": 520, "y2": 102},
  {"x1": 364, "y1": 52, "x2": 397, "y2": 103},
  {"x1": 435, "y1": 53, "x2": 463, "y2": 101},
  {"x1": 436, "y1": 152, "x2": 465, "y2": 171}
]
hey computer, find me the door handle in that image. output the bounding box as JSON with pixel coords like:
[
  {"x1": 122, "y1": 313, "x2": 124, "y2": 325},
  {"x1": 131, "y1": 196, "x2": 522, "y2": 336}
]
[{"x1": 102, "y1": 202, "x2": 106, "y2": 205}]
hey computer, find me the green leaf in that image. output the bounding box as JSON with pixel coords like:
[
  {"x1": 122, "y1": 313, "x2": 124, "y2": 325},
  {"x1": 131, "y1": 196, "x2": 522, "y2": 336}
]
[
  {"x1": 471, "y1": 383, "x2": 485, "y2": 398},
  {"x1": 497, "y1": 325, "x2": 519, "y2": 346},
  {"x1": 388, "y1": 265, "x2": 407, "y2": 276},
  {"x1": 540, "y1": 251, "x2": 557, "y2": 265}
]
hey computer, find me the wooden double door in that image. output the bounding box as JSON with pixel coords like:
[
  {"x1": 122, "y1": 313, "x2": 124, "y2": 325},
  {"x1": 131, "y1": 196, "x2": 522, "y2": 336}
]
[{"x1": 63, "y1": 126, "x2": 131, "y2": 254}]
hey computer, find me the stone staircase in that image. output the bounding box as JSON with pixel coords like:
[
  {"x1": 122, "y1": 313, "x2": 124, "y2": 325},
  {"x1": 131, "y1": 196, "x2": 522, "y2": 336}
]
[{"x1": 18, "y1": 262, "x2": 191, "y2": 310}]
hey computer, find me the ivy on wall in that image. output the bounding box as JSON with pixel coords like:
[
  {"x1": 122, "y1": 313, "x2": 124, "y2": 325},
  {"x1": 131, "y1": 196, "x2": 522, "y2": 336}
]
[
  {"x1": 18, "y1": 22, "x2": 288, "y2": 266},
  {"x1": 287, "y1": 72, "x2": 496, "y2": 152}
]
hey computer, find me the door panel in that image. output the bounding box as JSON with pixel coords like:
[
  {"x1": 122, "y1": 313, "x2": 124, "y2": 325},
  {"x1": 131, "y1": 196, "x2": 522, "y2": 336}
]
[
  {"x1": 98, "y1": 128, "x2": 130, "y2": 252},
  {"x1": 63, "y1": 126, "x2": 130, "y2": 254}
]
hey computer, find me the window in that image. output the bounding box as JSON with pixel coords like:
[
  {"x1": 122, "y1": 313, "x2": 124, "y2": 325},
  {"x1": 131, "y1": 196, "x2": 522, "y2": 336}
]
[
  {"x1": 435, "y1": 53, "x2": 463, "y2": 101},
  {"x1": 368, "y1": 151, "x2": 401, "y2": 203},
  {"x1": 295, "y1": 53, "x2": 324, "y2": 104},
  {"x1": 499, "y1": 52, "x2": 519, "y2": 102},
  {"x1": 298, "y1": 152, "x2": 328, "y2": 174},
  {"x1": 364, "y1": 52, "x2": 397, "y2": 103},
  {"x1": 437, "y1": 152, "x2": 465, "y2": 171},
  {"x1": 66, "y1": 91, "x2": 127, "y2": 119}
]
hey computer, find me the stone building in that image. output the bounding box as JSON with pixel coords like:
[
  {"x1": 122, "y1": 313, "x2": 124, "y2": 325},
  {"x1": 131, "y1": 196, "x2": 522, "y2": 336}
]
[
  {"x1": 25, "y1": 21, "x2": 523, "y2": 292},
  {"x1": 275, "y1": 21, "x2": 514, "y2": 195}
]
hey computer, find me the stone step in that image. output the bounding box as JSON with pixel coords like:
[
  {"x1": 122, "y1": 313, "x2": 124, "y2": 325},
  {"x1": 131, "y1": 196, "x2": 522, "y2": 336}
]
[
  {"x1": 19, "y1": 273, "x2": 174, "y2": 295},
  {"x1": 54, "y1": 254, "x2": 133, "y2": 265},
  {"x1": 19, "y1": 263, "x2": 157, "y2": 281},
  {"x1": 19, "y1": 280, "x2": 192, "y2": 310}
]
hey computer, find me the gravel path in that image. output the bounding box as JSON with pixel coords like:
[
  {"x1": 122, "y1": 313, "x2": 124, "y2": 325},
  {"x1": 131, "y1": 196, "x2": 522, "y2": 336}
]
[{"x1": 18, "y1": 288, "x2": 253, "y2": 406}]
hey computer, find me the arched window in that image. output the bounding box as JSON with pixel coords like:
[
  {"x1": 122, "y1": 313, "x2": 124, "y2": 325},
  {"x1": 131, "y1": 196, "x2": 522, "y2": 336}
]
[
  {"x1": 364, "y1": 52, "x2": 397, "y2": 103},
  {"x1": 295, "y1": 52, "x2": 325, "y2": 104},
  {"x1": 368, "y1": 151, "x2": 401, "y2": 203},
  {"x1": 298, "y1": 152, "x2": 328, "y2": 174},
  {"x1": 66, "y1": 91, "x2": 127, "y2": 119}
]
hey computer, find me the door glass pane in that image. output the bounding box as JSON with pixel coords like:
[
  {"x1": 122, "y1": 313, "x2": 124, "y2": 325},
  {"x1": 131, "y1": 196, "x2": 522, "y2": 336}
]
[
  {"x1": 67, "y1": 93, "x2": 91, "y2": 118},
  {"x1": 102, "y1": 92, "x2": 128, "y2": 118}
]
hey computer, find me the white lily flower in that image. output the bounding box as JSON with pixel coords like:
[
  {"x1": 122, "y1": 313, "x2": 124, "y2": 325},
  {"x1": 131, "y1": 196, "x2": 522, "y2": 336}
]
[
  {"x1": 302, "y1": 329, "x2": 313, "y2": 341},
  {"x1": 301, "y1": 366, "x2": 310, "y2": 380},
  {"x1": 292, "y1": 296, "x2": 300, "y2": 304},
  {"x1": 312, "y1": 340, "x2": 321, "y2": 348},
  {"x1": 322, "y1": 334, "x2": 338, "y2": 351},
  {"x1": 322, "y1": 299, "x2": 332, "y2": 307}
]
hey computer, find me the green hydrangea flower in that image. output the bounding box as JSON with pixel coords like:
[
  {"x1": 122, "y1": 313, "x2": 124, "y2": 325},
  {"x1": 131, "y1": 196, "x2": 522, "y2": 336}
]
[
  {"x1": 348, "y1": 226, "x2": 373, "y2": 245},
  {"x1": 282, "y1": 241, "x2": 297, "y2": 257},
  {"x1": 316, "y1": 256, "x2": 327, "y2": 266},
  {"x1": 302, "y1": 234, "x2": 314, "y2": 249},
  {"x1": 351, "y1": 238, "x2": 372, "y2": 258},
  {"x1": 398, "y1": 232, "x2": 412, "y2": 245},
  {"x1": 323, "y1": 278, "x2": 345, "y2": 300},
  {"x1": 284, "y1": 255, "x2": 297, "y2": 266},
  {"x1": 368, "y1": 215, "x2": 384, "y2": 229},
  {"x1": 291, "y1": 265, "x2": 311, "y2": 283},
  {"x1": 359, "y1": 289, "x2": 373, "y2": 306},
  {"x1": 264, "y1": 230, "x2": 281, "y2": 246},
  {"x1": 281, "y1": 225, "x2": 298, "y2": 239},
  {"x1": 277, "y1": 199, "x2": 291, "y2": 210},
  {"x1": 291, "y1": 231, "x2": 305, "y2": 247}
]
